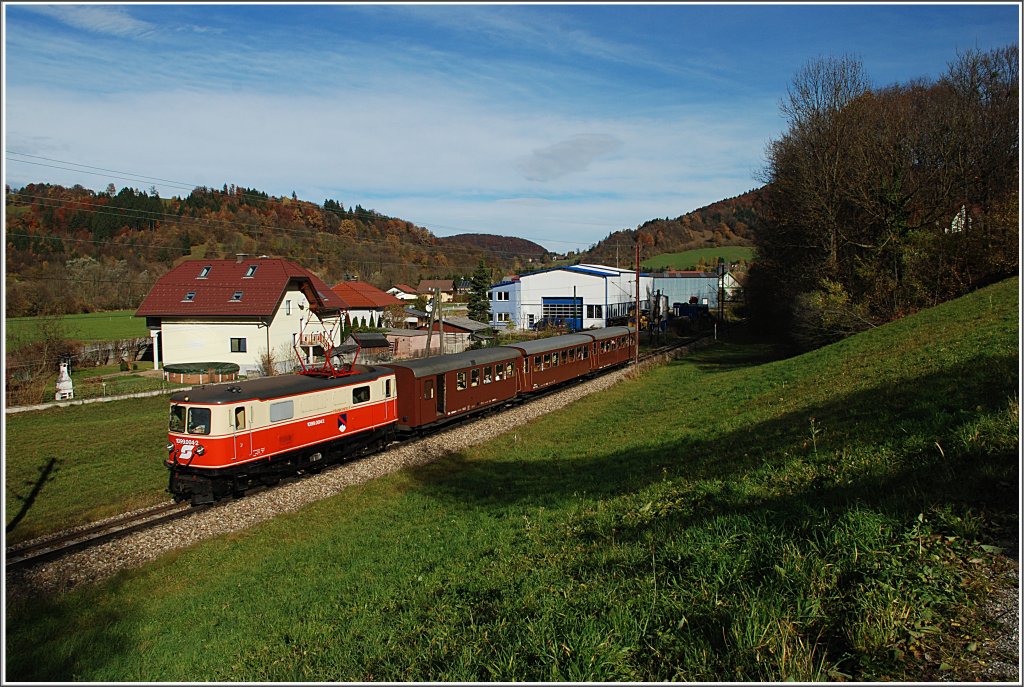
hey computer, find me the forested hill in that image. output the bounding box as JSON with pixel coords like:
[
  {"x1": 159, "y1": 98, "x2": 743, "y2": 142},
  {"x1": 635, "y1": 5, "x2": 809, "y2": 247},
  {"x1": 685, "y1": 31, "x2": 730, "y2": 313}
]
[
  {"x1": 576, "y1": 187, "x2": 764, "y2": 265},
  {"x1": 439, "y1": 233, "x2": 547, "y2": 261},
  {"x1": 4, "y1": 183, "x2": 551, "y2": 317}
]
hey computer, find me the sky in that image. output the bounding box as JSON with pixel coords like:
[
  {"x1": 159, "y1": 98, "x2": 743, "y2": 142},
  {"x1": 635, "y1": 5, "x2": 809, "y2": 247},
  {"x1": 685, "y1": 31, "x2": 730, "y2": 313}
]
[{"x1": 2, "y1": 3, "x2": 1020, "y2": 253}]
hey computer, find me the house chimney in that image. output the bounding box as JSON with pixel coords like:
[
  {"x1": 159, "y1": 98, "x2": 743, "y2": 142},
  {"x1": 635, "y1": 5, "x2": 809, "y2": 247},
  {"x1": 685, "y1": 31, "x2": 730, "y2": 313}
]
[{"x1": 235, "y1": 253, "x2": 248, "y2": 263}]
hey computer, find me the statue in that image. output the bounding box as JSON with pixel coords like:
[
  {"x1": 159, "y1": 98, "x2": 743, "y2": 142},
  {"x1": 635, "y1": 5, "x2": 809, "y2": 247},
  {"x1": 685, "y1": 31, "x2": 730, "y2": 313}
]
[{"x1": 55, "y1": 361, "x2": 74, "y2": 400}]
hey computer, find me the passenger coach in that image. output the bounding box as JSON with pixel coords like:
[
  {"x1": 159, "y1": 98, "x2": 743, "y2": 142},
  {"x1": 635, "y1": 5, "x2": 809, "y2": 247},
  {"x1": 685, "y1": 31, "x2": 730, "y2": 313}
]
[
  {"x1": 383, "y1": 348, "x2": 521, "y2": 431},
  {"x1": 503, "y1": 333, "x2": 594, "y2": 392}
]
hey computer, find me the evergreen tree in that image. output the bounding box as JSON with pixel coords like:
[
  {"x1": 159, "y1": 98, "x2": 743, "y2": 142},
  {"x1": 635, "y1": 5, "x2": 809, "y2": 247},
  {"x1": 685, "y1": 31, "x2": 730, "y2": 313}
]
[{"x1": 467, "y1": 259, "x2": 491, "y2": 322}]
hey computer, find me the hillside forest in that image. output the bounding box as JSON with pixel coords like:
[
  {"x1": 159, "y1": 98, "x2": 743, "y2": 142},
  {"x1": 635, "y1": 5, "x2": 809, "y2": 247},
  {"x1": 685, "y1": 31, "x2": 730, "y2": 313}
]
[
  {"x1": 748, "y1": 47, "x2": 1019, "y2": 349},
  {"x1": 3, "y1": 185, "x2": 551, "y2": 318}
]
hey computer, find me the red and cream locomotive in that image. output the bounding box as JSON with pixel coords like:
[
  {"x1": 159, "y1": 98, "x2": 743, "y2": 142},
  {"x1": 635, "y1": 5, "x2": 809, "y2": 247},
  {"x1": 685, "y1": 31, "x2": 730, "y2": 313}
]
[{"x1": 166, "y1": 326, "x2": 635, "y2": 504}]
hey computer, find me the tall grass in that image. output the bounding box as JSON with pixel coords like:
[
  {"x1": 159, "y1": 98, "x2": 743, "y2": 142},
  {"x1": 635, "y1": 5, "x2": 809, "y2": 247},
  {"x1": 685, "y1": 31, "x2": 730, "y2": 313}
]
[{"x1": 4, "y1": 277, "x2": 1017, "y2": 681}]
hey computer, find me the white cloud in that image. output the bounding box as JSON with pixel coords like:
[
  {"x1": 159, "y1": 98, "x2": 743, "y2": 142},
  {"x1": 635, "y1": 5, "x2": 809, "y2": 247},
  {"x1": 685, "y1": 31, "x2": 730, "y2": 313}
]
[{"x1": 23, "y1": 5, "x2": 155, "y2": 38}]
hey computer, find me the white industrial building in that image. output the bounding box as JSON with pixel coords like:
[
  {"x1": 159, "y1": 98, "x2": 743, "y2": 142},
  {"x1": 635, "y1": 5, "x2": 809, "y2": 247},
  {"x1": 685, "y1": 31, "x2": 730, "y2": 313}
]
[{"x1": 488, "y1": 264, "x2": 653, "y2": 330}]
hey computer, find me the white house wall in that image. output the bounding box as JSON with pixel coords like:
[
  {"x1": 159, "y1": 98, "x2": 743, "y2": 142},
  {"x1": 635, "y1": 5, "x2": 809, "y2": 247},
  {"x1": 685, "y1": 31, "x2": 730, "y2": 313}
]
[
  {"x1": 489, "y1": 267, "x2": 653, "y2": 330},
  {"x1": 160, "y1": 288, "x2": 335, "y2": 376}
]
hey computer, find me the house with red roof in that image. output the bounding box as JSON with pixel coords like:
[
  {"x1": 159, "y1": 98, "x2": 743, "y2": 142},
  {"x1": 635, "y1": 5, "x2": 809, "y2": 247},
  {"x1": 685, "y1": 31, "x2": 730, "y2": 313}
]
[
  {"x1": 135, "y1": 256, "x2": 344, "y2": 376},
  {"x1": 386, "y1": 283, "x2": 419, "y2": 302},
  {"x1": 330, "y1": 280, "x2": 402, "y2": 328}
]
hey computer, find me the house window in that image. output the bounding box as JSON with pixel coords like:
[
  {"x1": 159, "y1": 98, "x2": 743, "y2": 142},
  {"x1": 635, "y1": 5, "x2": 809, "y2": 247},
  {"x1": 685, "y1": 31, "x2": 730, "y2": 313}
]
[
  {"x1": 527, "y1": 314, "x2": 535, "y2": 327},
  {"x1": 198, "y1": 266, "x2": 211, "y2": 279},
  {"x1": 230, "y1": 338, "x2": 247, "y2": 353},
  {"x1": 587, "y1": 304, "x2": 603, "y2": 318},
  {"x1": 353, "y1": 386, "x2": 370, "y2": 404},
  {"x1": 244, "y1": 265, "x2": 258, "y2": 278},
  {"x1": 230, "y1": 291, "x2": 243, "y2": 301},
  {"x1": 182, "y1": 291, "x2": 196, "y2": 302},
  {"x1": 487, "y1": 291, "x2": 493, "y2": 300},
  {"x1": 285, "y1": 300, "x2": 291, "y2": 315},
  {"x1": 496, "y1": 312, "x2": 510, "y2": 323},
  {"x1": 496, "y1": 291, "x2": 510, "y2": 301}
]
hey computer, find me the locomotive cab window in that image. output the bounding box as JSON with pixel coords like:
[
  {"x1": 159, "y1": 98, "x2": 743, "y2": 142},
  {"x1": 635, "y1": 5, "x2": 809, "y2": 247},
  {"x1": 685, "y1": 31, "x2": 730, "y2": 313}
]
[
  {"x1": 187, "y1": 407, "x2": 211, "y2": 435},
  {"x1": 385, "y1": 379, "x2": 393, "y2": 398},
  {"x1": 234, "y1": 407, "x2": 246, "y2": 430},
  {"x1": 169, "y1": 405, "x2": 186, "y2": 433},
  {"x1": 353, "y1": 386, "x2": 371, "y2": 404}
]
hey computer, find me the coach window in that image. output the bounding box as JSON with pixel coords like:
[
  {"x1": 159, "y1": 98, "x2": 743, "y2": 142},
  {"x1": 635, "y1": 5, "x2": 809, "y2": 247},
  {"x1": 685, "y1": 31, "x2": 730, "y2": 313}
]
[
  {"x1": 471, "y1": 369, "x2": 480, "y2": 387},
  {"x1": 353, "y1": 386, "x2": 371, "y2": 404},
  {"x1": 457, "y1": 372, "x2": 467, "y2": 390},
  {"x1": 533, "y1": 356, "x2": 541, "y2": 372},
  {"x1": 493, "y1": 365, "x2": 503, "y2": 382},
  {"x1": 424, "y1": 379, "x2": 435, "y2": 399},
  {"x1": 551, "y1": 352, "x2": 559, "y2": 367},
  {"x1": 234, "y1": 407, "x2": 246, "y2": 430},
  {"x1": 506, "y1": 362, "x2": 515, "y2": 378},
  {"x1": 561, "y1": 350, "x2": 568, "y2": 364},
  {"x1": 483, "y1": 365, "x2": 492, "y2": 384},
  {"x1": 568, "y1": 348, "x2": 575, "y2": 362},
  {"x1": 188, "y1": 407, "x2": 211, "y2": 435}
]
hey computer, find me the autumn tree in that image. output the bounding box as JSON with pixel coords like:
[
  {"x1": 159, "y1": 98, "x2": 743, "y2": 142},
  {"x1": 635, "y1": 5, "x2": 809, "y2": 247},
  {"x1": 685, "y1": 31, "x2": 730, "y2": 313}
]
[{"x1": 750, "y1": 47, "x2": 1018, "y2": 348}]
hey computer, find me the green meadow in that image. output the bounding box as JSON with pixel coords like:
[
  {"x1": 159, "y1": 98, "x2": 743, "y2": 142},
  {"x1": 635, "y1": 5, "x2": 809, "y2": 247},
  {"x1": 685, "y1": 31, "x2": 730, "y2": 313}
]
[
  {"x1": 643, "y1": 246, "x2": 754, "y2": 271},
  {"x1": 4, "y1": 277, "x2": 1018, "y2": 681},
  {"x1": 6, "y1": 310, "x2": 149, "y2": 349}
]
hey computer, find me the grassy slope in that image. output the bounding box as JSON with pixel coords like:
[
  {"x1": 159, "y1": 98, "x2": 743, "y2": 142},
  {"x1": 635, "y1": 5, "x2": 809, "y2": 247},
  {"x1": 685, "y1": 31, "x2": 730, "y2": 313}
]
[
  {"x1": 643, "y1": 246, "x2": 754, "y2": 270},
  {"x1": 5, "y1": 396, "x2": 172, "y2": 542},
  {"x1": 5, "y1": 310, "x2": 149, "y2": 349},
  {"x1": 4, "y1": 277, "x2": 1018, "y2": 681}
]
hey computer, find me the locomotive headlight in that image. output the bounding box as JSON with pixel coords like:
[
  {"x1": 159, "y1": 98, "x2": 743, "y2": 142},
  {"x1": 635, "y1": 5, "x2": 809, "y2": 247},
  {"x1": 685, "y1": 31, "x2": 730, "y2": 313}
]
[
  {"x1": 166, "y1": 443, "x2": 174, "y2": 453},
  {"x1": 195, "y1": 444, "x2": 206, "y2": 456}
]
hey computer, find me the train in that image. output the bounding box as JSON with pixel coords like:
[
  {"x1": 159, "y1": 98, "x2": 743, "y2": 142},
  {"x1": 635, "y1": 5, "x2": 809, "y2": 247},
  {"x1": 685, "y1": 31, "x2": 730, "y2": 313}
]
[{"x1": 165, "y1": 327, "x2": 636, "y2": 504}]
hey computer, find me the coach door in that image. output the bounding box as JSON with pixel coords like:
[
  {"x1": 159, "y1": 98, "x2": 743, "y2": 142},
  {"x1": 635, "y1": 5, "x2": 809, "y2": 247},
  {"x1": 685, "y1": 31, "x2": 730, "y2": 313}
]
[
  {"x1": 436, "y1": 374, "x2": 446, "y2": 415},
  {"x1": 233, "y1": 405, "x2": 252, "y2": 461}
]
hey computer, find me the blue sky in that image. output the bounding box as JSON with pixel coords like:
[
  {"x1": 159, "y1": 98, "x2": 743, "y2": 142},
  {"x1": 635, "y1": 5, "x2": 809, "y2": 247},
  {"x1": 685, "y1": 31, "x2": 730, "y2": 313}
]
[{"x1": 3, "y1": 3, "x2": 1019, "y2": 252}]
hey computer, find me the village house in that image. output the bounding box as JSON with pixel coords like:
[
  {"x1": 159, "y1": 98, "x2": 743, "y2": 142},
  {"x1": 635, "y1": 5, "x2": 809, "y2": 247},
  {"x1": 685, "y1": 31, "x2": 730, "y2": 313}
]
[
  {"x1": 135, "y1": 256, "x2": 344, "y2": 377},
  {"x1": 330, "y1": 279, "x2": 403, "y2": 328},
  {"x1": 386, "y1": 283, "x2": 419, "y2": 302},
  {"x1": 417, "y1": 279, "x2": 455, "y2": 302}
]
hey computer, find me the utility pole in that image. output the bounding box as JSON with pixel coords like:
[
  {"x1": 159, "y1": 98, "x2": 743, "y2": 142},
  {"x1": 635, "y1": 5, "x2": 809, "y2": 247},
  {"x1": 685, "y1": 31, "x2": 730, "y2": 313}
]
[
  {"x1": 634, "y1": 241, "x2": 640, "y2": 366},
  {"x1": 435, "y1": 287, "x2": 444, "y2": 355}
]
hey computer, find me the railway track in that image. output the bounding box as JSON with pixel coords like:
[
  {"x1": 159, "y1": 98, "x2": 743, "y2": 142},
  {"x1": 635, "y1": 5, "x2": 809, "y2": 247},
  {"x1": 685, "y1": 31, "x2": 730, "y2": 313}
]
[
  {"x1": 5, "y1": 501, "x2": 207, "y2": 571},
  {"x1": 6, "y1": 334, "x2": 707, "y2": 573}
]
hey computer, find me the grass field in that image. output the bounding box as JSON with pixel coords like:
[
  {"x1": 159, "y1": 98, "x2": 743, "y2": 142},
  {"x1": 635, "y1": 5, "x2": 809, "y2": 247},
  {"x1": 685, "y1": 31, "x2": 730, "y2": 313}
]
[
  {"x1": 643, "y1": 246, "x2": 754, "y2": 270},
  {"x1": 6, "y1": 310, "x2": 149, "y2": 349},
  {"x1": 4, "y1": 277, "x2": 1018, "y2": 681}
]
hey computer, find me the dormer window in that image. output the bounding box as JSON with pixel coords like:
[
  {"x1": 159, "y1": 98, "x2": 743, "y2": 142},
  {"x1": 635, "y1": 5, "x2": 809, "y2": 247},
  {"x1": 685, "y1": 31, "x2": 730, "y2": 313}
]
[
  {"x1": 198, "y1": 265, "x2": 211, "y2": 279},
  {"x1": 230, "y1": 291, "x2": 243, "y2": 302},
  {"x1": 244, "y1": 265, "x2": 258, "y2": 278},
  {"x1": 182, "y1": 291, "x2": 196, "y2": 302}
]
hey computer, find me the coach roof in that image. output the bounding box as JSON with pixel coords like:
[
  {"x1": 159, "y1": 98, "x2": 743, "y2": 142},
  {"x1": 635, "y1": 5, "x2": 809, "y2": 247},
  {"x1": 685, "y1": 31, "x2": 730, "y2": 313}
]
[{"x1": 383, "y1": 347, "x2": 520, "y2": 378}]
